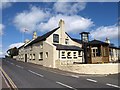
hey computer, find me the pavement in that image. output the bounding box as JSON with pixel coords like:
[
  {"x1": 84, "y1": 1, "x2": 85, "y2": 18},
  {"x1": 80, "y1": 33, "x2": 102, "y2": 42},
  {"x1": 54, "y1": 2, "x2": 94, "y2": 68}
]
[{"x1": 1, "y1": 58, "x2": 120, "y2": 89}]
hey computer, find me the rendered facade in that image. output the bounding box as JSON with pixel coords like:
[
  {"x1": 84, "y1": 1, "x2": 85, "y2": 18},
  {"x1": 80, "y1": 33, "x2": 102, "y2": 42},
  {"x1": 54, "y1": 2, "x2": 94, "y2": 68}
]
[
  {"x1": 16, "y1": 19, "x2": 120, "y2": 68},
  {"x1": 17, "y1": 20, "x2": 84, "y2": 68}
]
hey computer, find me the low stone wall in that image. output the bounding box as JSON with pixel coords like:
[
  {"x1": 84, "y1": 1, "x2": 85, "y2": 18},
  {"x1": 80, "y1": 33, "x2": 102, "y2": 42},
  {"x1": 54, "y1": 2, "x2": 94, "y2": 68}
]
[{"x1": 55, "y1": 60, "x2": 120, "y2": 74}]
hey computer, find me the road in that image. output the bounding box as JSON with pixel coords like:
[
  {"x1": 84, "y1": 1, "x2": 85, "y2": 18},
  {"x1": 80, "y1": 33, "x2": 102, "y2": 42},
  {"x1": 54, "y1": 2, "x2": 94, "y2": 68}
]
[
  {"x1": 0, "y1": 59, "x2": 10, "y2": 89},
  {"x1": 1, "y1": 58, "x2": 120, "y2": 89}
]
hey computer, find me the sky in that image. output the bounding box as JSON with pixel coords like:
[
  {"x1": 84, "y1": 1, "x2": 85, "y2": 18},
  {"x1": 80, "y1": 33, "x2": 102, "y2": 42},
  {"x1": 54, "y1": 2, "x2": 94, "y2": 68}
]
[{"x1": 0, "y1": 0, "x2": 119, "y2": 57}]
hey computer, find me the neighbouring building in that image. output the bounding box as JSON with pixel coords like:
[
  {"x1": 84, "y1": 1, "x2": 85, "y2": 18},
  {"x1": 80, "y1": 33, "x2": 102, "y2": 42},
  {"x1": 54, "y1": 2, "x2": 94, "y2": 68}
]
[
  {"x1": 87, "y1": 39, "x2": 110, "y2": 63},
  {"x1": 16, "y1": 19, "x2": 120, "y2": 68},
  {"x1": 86, "y1": 38, "x2": 120, "y2": 64}
]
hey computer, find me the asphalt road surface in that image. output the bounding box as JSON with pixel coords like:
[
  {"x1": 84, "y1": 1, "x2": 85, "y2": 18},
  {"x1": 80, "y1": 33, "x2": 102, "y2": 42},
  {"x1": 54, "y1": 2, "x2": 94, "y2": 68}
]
[
  {"x1": 1, "y1": 58, "x2": 120, "y2": 89},
  {"x1": 0, "y1": 59, "x2": 9, "y2": 89}
]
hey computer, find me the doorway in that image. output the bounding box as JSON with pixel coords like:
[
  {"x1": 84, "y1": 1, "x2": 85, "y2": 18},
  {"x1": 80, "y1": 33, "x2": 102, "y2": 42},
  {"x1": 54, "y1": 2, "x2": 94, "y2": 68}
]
[{"x1": 25, "y1": 54, "x2": 27, "y2": 62}]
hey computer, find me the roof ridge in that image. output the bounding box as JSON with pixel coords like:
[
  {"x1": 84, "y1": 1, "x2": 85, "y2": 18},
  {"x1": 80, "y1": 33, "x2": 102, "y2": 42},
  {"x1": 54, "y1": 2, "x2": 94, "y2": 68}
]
[{"x1": 24, "y1": 27, "x2": 60, "y2": 47}]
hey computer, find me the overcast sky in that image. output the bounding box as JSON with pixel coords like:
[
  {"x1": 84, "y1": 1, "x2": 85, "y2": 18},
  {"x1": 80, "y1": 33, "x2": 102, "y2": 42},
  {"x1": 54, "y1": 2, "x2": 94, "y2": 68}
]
[{"x1": 0, "y1": 1, "x2": 119, "y2": 57}]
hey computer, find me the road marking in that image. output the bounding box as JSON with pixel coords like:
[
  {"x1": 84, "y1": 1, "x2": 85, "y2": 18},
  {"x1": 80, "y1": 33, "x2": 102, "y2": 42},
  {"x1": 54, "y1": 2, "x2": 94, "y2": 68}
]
[
  {"x1": 106, "y1": 83, "x2": 120, "y2": 88},
  {"x1": 16, "y1": 65, "x2": 23, "y2": 69},
  {"x1": 86, "y1": 78, "x2": 97, "y2": 83},
  {"x1": 56, "y1": 81, "x2": 77, "y2": 90},
  {"x1": 10, "y1": 63, "x2": 14, "y2": 65},
  {"x1": 28, "y1": 70, "x2": 44, "y2": 77},
  {"x1": 7, "y1": 61, "x2": 9, "y2": 63},
  {"x1": 71, "y1": 75, "x2": 79, "y2": 78},
  {"x1": 1, "y1": 71, "x2": 10, "y2": 88},
  {"x1": 0, "y1": 67, "x2": 18, "y2": 89}
]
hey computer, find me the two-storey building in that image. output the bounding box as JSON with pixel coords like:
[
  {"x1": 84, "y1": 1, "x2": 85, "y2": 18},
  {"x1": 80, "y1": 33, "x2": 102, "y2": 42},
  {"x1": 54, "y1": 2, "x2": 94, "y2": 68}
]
[{"x1": 17, "y1": 19, "x2": 84, "y2": 68}]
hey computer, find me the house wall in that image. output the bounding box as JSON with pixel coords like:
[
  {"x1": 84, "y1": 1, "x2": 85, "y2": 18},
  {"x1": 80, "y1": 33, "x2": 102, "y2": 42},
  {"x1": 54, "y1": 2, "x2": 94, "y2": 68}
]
[
  {"x1": 16, "y1": 20, "x2": 83, "y2": 68},
  {"x1": 109, "y1": 48, "x2": 120, "y2": 62},
  {"x1": 46, "y1": 27, "x2": 82, "y2": 48},
  {"x1": 26, "y1": 42, "x2": 43, "y2": 65},
  {"x1": 43, "y1": 41, "x2": 56, "y2": 68},
  {"x1": 17, "y1": 47, "x2": 25, "y2": 62}
]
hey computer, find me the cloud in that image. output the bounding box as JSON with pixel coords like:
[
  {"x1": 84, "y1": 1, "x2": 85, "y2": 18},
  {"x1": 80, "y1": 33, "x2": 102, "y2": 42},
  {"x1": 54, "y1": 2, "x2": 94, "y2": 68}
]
[
  {"x1": 53, "y1": 1, "x2": 86, "y2": 15},
  {"x1": 8, "y1": 42, "x2": 24, "y2": 49},
  {"x1": 0, "y1": 51, "x2": 4, "y2": 57},
  {"x1": 2, "y1": 2, "x2": 11, "y2": 9},
  {"x1": 38, "y1": 14, "x2": 94, "y2": 33},
  {"x1": 0, "y1": 0, "x2": 13, "y2": 9},
  {"x1": 0, "y1": 24, "x2": 5, "y2": 35},
  {"x1": 13, "y1": 4, "x2": 93, "y2": 34},
  {"x1": 0, "y1": 50, "x2": 8, "y2": 58},
  {"x1": 90, "y1": 24, "x2": 118, "y2": 40},
  {"x1": 13, "y1": 6, "x2": 50, "y2": 33}
]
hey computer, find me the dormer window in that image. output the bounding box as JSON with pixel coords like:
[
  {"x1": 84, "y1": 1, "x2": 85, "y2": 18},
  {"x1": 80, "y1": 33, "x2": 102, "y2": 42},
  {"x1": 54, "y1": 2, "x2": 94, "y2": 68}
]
[{"x1": 53, "y1": 34, "x2": 59, "y2": 43}]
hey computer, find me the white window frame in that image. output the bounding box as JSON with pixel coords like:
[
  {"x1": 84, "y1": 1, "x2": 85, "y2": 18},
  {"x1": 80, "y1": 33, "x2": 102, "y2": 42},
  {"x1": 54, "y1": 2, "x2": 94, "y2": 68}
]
[
  {"x1": 67, "y1": 52, "x2": 72, "y2": 59},
  {"x1": 40, "y1": 43, "x2": 43, "y2": 49},
  {"x1": 65, "y1": 39, "x2": 69, "y2": 45},
  {"x1": 45, "y1": 52, "x2": 48, "y2": 58},
  {"x1": 33, "y1": 54, "x2": 35, "y2": 60},
  {"x1": 39, "y1": 52, "x2": 43, "y2": 60},
  {"x1": 61, "y1": 51, "x2": 66, "y2": 59},
  {"x1": 73, "y1": 52, "x2": 77, "y2": 59}
]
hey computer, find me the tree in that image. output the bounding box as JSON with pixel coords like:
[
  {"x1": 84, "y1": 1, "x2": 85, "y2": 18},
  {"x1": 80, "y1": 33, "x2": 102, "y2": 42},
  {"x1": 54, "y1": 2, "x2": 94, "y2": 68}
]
[{"x1": 7, "y1": 47, "x2": 18, "y2": 58}]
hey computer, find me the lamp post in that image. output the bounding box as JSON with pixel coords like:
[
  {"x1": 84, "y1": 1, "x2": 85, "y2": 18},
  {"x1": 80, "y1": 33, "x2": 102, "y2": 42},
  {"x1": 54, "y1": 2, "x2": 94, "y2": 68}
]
[{"x1": 80, "y1": 32, "x2": 90, "y2": 64}]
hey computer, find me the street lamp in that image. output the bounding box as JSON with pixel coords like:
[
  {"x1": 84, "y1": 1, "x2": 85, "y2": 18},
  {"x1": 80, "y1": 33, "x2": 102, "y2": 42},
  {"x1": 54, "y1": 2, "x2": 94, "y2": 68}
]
[{"x1": 80, "y1": 32, "x2": 90, "y2": 64}]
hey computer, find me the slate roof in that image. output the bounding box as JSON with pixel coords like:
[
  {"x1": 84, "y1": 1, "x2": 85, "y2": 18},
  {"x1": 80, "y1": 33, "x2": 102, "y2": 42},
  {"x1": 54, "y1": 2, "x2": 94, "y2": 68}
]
[
  {"x1": 109, "y1": 44, "x2": 120, "y2": 49},
  {"x1": 80, "y1": 32, "x2": 90, "y2": 34},
  {"x1": 18, "y1": 44, "x2": 25, "y2": 49},
  {"x1": 65, "y1": 32, "x2": 82, "y2": 44},
  {"x1": 54, "y1": 44, "x2": 83, "y2": 51},
  {"x1": 88, "y1": 39, "x2": 109, "y2": 45},
  {"x1": 25, "y1": 27, "x2": 60, "y2": 47},
  {"x1": 71, "y1": 38, "x2": 82, "y2": 44}
]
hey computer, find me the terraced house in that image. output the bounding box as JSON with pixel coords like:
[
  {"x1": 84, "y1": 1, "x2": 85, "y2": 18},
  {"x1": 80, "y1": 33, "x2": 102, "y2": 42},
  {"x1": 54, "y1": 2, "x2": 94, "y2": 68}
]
[{"x1": 16, "y1": 19, "x2": 120, "y2": 68}]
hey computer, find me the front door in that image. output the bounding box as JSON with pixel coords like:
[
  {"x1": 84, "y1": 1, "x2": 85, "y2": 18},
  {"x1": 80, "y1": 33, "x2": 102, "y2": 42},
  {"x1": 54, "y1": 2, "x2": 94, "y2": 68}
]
[{"x1": 25, "y1": 54, "x2": 27, "y2": 62}]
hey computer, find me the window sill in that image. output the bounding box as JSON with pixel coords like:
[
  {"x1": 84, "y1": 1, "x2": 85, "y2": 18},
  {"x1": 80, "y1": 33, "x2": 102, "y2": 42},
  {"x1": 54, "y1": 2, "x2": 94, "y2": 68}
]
[
  {"x1": 61, "y1": 57, "x2": 66, "y2": 59},
  {"x1": 73, "y1": 57, "x2": 77, "y2": 59},
  {"x1": 39, "y1": 59, "x2": 43, "y2": 61}
]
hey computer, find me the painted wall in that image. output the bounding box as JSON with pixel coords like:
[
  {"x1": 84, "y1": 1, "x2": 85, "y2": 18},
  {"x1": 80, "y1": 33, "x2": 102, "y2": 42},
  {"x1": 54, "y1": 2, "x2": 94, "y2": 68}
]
[
  {"x1": 16, "y1": 20, "x2": 83, "y2": 68},
  {"x1": 56, "y1": 60, "x2": 120, "y2": 74},
  {"x1": 109, "y1": 48, "x2": 120, "y2": 62}
]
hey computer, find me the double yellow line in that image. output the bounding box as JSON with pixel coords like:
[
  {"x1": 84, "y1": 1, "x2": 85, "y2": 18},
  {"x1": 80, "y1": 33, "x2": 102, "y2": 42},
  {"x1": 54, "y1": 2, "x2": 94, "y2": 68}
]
[{"x1": 0, "y1": 67, "x2": 18, "y2": 90}]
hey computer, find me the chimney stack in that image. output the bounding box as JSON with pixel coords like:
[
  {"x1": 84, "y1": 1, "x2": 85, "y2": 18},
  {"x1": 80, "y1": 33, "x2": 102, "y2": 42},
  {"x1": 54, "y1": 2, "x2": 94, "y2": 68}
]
[
  {"x1": 59, "y1": 19, "x2": 65, "y2": 31},
  {"x1": 24, "y1": 39, "x2": 30, "y2": 44},
  {"x1": 105, "y1": 37, "x2": 110, "y2": 44},
  {"x1": 33, "y1": 31, "x2": 37, "y2": 39}
]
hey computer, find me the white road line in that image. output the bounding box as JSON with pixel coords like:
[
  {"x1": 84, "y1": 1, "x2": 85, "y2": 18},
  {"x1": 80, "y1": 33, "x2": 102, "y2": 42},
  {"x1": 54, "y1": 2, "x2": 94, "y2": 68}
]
[
  {"x1": 106, "y1": 83, "x2": 120, "y2": 88},
  {"x1": 56, "y1": 81, "x2": 77, "y2": 90},
  {"x1": 86, "y1": 78, "x2": 97, "y2": 83},
  {"x1": 1, "y1": 71, "x2": 10, "y2": 88},
  {"x1": 28, "y1": 70, "x2": 44, "y2": 77},
  {"x1": 7, "y1": 61, "x2": 9, "y2": 63},
  {"x1": 16, "y1": 65, "x2": 23, "y2": 69},
  {"x1": 71, "y1": 75, "x2": 79, "y2": 78},
  {"x1": 10, "y1": 63, "x2": 14, "y2": 65}
]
